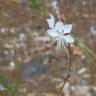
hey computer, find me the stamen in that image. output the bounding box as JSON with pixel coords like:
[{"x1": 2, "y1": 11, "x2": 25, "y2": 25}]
[{"x1": 63, "y1": 33, "x2": 69, "y2": 36}]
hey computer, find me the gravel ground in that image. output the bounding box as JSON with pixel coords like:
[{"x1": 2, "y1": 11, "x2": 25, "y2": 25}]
[{"x1": 0, "y1": 0, "x2": 96, "y2": 96}]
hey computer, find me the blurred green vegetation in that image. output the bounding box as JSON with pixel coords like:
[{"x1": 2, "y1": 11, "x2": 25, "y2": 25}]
[
  {"x1": 0, "y1": 76, "x2": 17, "y2": 96},
  {"x1": 29, "y1": 0, "x2": 47, "y2": 16}
]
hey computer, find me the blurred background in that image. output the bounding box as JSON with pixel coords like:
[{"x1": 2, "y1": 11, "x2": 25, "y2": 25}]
[{"x1": 0, "y1": 0, "x2": 96, "y2": 96}]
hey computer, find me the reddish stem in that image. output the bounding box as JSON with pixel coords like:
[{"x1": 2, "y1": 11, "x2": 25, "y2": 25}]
[{"x1": 59, "y1": 44, "x2": 72, "y2": 96}]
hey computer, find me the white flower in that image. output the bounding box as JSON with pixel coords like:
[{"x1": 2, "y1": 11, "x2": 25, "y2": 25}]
[
  {"x1": 47, "y1": 13, "x2": 55, "y2": 28},
  {"x1": 47, "y1": 14, "x2": 74, "y2": 48}
]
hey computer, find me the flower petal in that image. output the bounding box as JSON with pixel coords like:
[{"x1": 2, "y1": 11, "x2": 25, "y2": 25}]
[
  {"x1": 63, "y1": 24, "x2": 72, "y2": 33},
  {"x1": 63, "y1": 35, "x2": 74, "y2": 43},
  {"x1": 55, "y1": 21, "x2": 64, "y2": 33},
  {"x1": 47, "y1": 29, "x2": 59, "y2": 38},
  {"x1": 47, "y1": 14, "x2": 55, "y2": 28}
]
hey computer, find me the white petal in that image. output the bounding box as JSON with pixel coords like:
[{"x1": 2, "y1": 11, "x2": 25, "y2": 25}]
[
  {"x1": 47, "y1": 14, "x2": 55, "y2": 28},
  {"x1": 63, "y1": 35, "x2": 74, "y2": 43},
  {"x1": 63, "y1": 24, "x2": 72, "y2": 33},
  {"x1": 55, "y1": 21, "x2": 64, "y2": 33},
  {"x1": 60, "y1": 37, "x2": 65, "y2": 48},
  {"x1": 47, "y1": 29, "x2": 59, "y2": 38}
]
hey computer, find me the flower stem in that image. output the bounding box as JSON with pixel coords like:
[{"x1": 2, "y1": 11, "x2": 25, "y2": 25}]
[
  {"x1": 60, "y1": 0, "x2": 65, "y2": 15},
  {"x1": 59, "y1": 44, "x2": 72, "y2": 96}
]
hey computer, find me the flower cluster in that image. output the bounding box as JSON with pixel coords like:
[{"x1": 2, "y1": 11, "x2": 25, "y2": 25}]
[{"x1": 46, "y1": 14, "x2": 74, "y2": 48}]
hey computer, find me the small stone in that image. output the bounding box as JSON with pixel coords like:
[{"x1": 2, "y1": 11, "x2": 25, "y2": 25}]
[
  {"x1": 10, "y1": 28, "x2": 15, "y2": 34},
  {"x1": 78, "y1": 68, "x2": 87, "y2": 74},
  {"x1": 63, "y1": 82, "x2": 70, "y2": 96},
  {"x1": 19, "y1": 87, "x2": 27, "y2": 93},
  {"x1": 76, "y1": 86, "x2": 90, "y2": 95},
  {"x1": 82, "y1": 73, "x2": 91, "y2": 79},
  {"x1": 27, "y1": 93, "x2": 36, "y2": 96},
  {"x1": 19, "y1": 33, "x2": 26, "y2": 41},
  {"x1": 42, "y1": 93, "x2": 56, "y2": 96},
  {"x1": 81, "y1": 55, "x2": 86, "y2": 60},
  {"x1": 0, "y1": 84, "x2": 5, "y2": 91},
  {"x1": 4, "y1": 44, "x2": 13, "y2": 49},
  {"x1": 91, "y1": 86, "x2": 96, "y2": 91},
  {"x1": 90, "y1": 26, "x2": 96, "y2": 36},
  {"x1": 82, "y1": 1, "x2": 87, "y2": 6},
  {"x1": 85, "y1": 92, "x2": 92, "y2": 96},
  {"x1": 0, "y1": 28, "x2": 6, "y2": 33},
  {"x1": 4, "y1": 50, "x2": 9, "y2": 55},
  {"x1": 9, "y1": 62, "x2": 16, "y2": 70},
  {"x1": 82, "y1": 13, "x2": 89, "y2": 18},
  {"x1": 71, "y1": 85, "x2": 76, "y2": 91}
]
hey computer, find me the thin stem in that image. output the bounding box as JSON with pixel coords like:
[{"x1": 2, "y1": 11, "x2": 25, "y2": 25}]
[
  {"x1": 55, "y1": 54, "x2": 60, "y2": 94},
  {"x1": 59, "y1": 44, "x2": 72, "y2": 96},
  {"x1": 59, "y1": 0, "x2": 65, "y2": 16}
]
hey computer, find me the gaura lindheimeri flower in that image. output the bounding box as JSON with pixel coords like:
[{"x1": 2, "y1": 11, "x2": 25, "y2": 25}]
[{"x1": 46, "y1": 14, "x2": 74, "y2": 48}]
